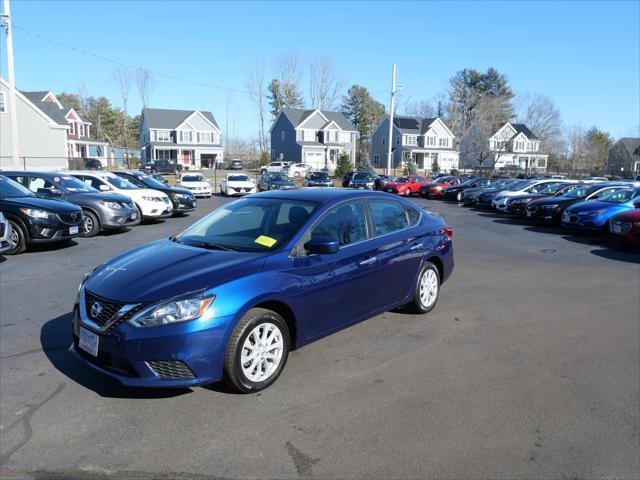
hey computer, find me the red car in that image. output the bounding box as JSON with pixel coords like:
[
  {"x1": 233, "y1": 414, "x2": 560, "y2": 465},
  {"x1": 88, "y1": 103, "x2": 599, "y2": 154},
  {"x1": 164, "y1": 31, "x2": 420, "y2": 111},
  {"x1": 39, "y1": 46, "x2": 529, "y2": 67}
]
[
  {"x1": 384, "y1": 175, "x2": 429, "y2": 196},
  {"x1": 609, "y1": 209, "x2": 640, "y2": 244},
  {"x1": 419, "y1": 176, "x2": 461, "y2": 199}
]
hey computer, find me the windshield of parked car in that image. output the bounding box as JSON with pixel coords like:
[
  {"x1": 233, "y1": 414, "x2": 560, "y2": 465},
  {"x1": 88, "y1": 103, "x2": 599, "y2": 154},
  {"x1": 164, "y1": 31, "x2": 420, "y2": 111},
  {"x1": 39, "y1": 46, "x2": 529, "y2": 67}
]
[
  {"x1": 598, "y1": 189, "x2": 639, "y2": 203},
  {"x1": 269, "y1": 174, "x2": 289, "y2": 182},
  {"x1": 393, "y1": 176, "x2": 409, "y2": 183},
  {"x1": 564, "y1": 186, "x2": 595, "y2": 198},
  {"x1": 105, "y1": 176, "x2": 139, "y2": 190},
  {"x1": 536, "y1": 183, "x2": 564, "y2": 194},
  {"x1": 309, "y1": 172, "x2": 330, "y2": 181},
  {"x1": 175, "y1": 198, "x2": 318, "y2": 252},
  {"x1": 55, "y1": 175, "x2": 97, "y2": 193},
  {"x1": 182, "y1": 174, "x2": 206, "y2": 182},
  {"x1": 228, "y1": 175, "x2": 251, "y2": 182},
  {"x1": 0, "y1": 176, "x2": 35, "y2": 198},
  {"x1": 139, "y1": 175, "x2": 169, "y2": 189},
  {"x1": 354, "y1": 172, "x2": 373, "y2": 181},
  {"x1": 436, "y1": 177, "x2": 453, "y2": 184},
  {"x1": 506, "y1": 181, "x2": 532, "y2": 191}
]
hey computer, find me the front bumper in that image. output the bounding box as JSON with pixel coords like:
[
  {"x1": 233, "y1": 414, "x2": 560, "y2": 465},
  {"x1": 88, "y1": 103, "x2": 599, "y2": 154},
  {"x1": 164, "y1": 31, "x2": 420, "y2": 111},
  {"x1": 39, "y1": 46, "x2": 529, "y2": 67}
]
[
  {"x1": 561, "y1": 212, "x2": 607, "y2": 231},
  {"x1": 226, "y1": 187, "x2": 257, "y2": 196},
  {"x1": 26, "y1": 216, "x2": 82, "y2": 243},
  {"x1": 71, "y1": 295, "x2": 235, "y2": 388},
  {"x1": 609, "y1": 221, "x2": 640, "y2": 242},
  {"x1": 171, "y1": 196, "x2": 198, "y2": 212},
  {"x1": 101, "y1": 206, "x2": 139, "y2": 228},
  {"x1": 138, "y1": 199, "x2": 174, "y2": 219}
]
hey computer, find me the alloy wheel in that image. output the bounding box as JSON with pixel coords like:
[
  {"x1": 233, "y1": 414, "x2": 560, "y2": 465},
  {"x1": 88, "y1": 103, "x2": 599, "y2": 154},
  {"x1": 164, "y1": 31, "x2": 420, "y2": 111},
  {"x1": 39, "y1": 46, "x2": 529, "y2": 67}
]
[
  {"x1": 9, "y1": 227, "x2": 19, "y2": 249},
  {"x1": 240, "y1": 323, "x2": 284, "y2": 383},
  {"x1": 419, "y1": 269, "x2": 439, "y2": 308},
  {"x1": 83, "y1": 215, "x2": 94, "y2": 234}
]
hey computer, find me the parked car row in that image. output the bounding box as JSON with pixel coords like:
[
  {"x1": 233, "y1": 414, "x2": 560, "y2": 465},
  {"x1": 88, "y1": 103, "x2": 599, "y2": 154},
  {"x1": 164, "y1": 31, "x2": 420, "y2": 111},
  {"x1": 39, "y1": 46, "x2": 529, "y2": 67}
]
[
  {"x1": 421, "y1": 176, "x2": 640, "y2": 244},
  {"x1": 0, "y1": 170, "x2": 202, "y2": 255}
]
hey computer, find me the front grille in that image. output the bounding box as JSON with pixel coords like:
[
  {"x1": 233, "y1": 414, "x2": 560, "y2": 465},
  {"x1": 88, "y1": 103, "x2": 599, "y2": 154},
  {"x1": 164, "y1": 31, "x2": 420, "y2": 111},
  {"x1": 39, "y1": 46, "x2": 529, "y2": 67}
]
[
  {"x1": 611, "y1": 221, "x2": 632, "y2": 234},
  {"x1": 146, "y1": 360, "x2": 195, "y2": 380},
  {"x1": 58, "y1": 212, "x2": 83, "y2": 225},
  {"x1": 73, "y1": 334, "x2": 138, "y2": 376},
  {"x1": 527, "y1": 204, "x2": 538, "y2": 212},
  {"x1": 84, "y1": 290, "x2": 145, "y2": 331},
  {"x1": 0, "y1": 222, "x2": 5, "y2": 236}
]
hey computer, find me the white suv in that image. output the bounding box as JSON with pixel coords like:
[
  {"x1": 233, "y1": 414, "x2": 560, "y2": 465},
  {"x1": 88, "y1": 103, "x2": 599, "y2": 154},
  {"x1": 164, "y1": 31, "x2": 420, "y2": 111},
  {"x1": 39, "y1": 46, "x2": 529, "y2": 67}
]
[
  {"x1": 68, "y1": 171, "x2": 172, "y2": 220},
  {"x1": 261, "y1": 162, "x2": 289, "y2": 174},
  {"x1": 283, "y1": 163, "x2": 312, "y2": 177},
  {"x1": 492, "y1": 179, "x2": 565, "y2": 211}
]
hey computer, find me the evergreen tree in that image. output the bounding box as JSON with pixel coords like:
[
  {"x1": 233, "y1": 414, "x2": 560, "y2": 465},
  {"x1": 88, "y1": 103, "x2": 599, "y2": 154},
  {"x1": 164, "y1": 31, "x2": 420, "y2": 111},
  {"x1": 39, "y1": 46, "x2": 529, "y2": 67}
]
[{"x1": 340, "y1": 85, "x2": 385, "y2": 164}]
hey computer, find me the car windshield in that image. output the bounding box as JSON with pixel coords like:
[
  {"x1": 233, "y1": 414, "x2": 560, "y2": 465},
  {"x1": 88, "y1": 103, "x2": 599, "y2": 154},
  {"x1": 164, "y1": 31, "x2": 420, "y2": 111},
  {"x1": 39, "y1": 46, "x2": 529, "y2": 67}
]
[
  {"x1": 228, "y1": 175, "x2": 251, "y2": 182},
  {"x1": 599, "y1": 189, "x2": 639, "y2": 203},
  {"x1": 0, "y1": 176, "x2": 35, "y2": 198},
  {"x1": 175, "y1": 198, "x2": 318, "y2": 252},
  {"x1": 314, "y1": 173, "x2": 330, "y2": 180},
  {"x1": 393, "y1": 176, "x2": 409, "y2": 183},
  {"x1": 270, "y1": 174, "x2": 289, "y2": 182},
  {"x1": 537, "y1": 183, "x2": 564, "y2": 194},
  {"x1": 354, "y1": 172, "x2": 373, "y2": 181},
  {"x1": 106, "y1": 176, "x2": 139, "y2": 190},
  {"x1": 55, "y1": 175, "x2": 97, "y2": 192},
  {"x1": 507, "y1": 181, "x2": 532, "y2": 191},
  {"x1": 182, "y1": 175, "x2": 206, "y2": 182},
  {"x1": 140, "y1": 176, "x2": 169, "y2": 189},
  {"x1": 436, "y1": 177, "x2": 452, "y2": 184}
]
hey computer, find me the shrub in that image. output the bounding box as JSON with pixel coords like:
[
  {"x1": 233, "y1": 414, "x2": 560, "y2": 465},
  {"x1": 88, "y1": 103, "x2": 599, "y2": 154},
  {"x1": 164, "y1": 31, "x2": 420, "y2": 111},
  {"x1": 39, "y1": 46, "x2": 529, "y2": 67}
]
[
  {"x1": 404, "y1": 161, "x2": 417, "y2": 175},
  {"x1": 335, "y1": 152, "x2": 352, "y2": 178},
  {"x1": 450, "y1": 168, "x2": 459, "y2": 176}
]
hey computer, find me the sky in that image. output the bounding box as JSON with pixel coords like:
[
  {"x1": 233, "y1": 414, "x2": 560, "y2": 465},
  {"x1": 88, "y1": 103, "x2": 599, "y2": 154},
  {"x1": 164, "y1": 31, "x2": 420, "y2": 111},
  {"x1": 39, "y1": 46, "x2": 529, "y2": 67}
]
[{"x1": 1, "y1": 0, "x2": 639, "y2": 141}]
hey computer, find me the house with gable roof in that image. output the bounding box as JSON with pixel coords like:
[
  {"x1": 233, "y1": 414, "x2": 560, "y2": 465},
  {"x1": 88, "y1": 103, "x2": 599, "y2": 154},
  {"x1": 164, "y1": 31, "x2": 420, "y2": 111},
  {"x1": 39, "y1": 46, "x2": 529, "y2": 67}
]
[
  {"x1": 371, "y1": 115, "x2": 459, "y2": 171},
  {"x1": 140, "y1": 108, "x2": 224, "y2": 169},
  {"x1": 606, "y1": 137, "x2": 640, "y2": 176},
  {"x1": 488, "y1": 122, "x2": 548, "y2": 171},
  {"x1": 269, "y1": 108, "x2": 357, "y2": 172}
]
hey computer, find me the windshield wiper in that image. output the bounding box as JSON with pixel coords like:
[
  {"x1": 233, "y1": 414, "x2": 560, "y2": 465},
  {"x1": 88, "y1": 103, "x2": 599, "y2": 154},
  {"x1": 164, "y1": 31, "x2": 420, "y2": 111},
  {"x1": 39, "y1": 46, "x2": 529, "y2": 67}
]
[{"x1": 183, "y1": 239, "x2": 238, "y2": 252}]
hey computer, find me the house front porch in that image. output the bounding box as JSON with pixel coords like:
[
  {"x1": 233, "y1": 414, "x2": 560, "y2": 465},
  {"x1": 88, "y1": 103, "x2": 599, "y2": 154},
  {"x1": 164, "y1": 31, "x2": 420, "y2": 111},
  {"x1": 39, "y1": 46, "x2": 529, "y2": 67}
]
[{"x1": 151, "y1": 146, "x2": 224, "y2": 170}]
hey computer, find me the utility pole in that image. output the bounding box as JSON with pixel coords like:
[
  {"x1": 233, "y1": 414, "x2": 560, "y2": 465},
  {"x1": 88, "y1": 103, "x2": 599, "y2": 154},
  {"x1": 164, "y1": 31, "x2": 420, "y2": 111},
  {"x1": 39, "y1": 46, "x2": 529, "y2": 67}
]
[
  {"x1": 386, "y1": 64, "x2": 397, "y2": 176},
  {"x1": 1, "y1": 0, "x2": 21, "y2": 170}
]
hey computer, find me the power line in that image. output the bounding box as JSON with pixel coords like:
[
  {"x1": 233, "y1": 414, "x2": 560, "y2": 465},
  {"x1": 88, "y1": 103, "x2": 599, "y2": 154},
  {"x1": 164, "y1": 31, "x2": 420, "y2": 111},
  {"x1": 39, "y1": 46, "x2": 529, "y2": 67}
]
[{"x1": 11, "y1": 23, "x2": 250, "y2": 95}]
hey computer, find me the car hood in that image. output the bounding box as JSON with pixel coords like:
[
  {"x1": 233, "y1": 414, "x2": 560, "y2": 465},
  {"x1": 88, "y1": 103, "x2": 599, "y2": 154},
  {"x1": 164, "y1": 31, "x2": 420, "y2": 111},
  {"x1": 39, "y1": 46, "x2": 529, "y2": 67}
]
[
  {"x1": 84, "y1": 239, "x2": 268, "y2": 303},
  {"x1": 565, "y1": 200, "x2": 624, "y2": 214},
  {"x1": 385, "y1": 182, "x2": 408, "y2": 188},
  {"x1": 0, "y1": 195, "x2": 82, "y2": 213},
  {"x1": 611, "y1": 209, "x2": 640, "y2": 221},
  {"x1": 530, "y1": 195, "x2": 579, "y2": 206},
  {"x1": 67, "y1": 191, "x2": 131, "y2": 204},
  {"x1": 154, "y1": 185, "x2": 193, "y2": 195}
]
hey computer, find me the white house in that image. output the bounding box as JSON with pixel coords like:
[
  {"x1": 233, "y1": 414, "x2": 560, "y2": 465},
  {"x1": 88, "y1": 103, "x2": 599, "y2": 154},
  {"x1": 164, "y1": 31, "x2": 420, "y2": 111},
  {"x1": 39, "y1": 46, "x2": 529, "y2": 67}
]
[
  {"x1": 140, "y1": 108, "x2": 224, "y2": 169},
  {"x1": 489, "y1": 123, "x2": 548, "y2": 172},
  {"x1": 0, "y1": 78, "x2": 69, "y2": 170},
  {"x1": 371, "y1": 116, "x2": 459, "y2": 172}
]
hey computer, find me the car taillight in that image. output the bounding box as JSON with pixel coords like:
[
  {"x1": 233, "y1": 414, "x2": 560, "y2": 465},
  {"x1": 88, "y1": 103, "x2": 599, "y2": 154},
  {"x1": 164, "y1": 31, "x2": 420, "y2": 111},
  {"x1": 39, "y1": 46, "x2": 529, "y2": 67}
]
[{"x1": 442, "y1": 226, "x2": 453, "y2": 241}]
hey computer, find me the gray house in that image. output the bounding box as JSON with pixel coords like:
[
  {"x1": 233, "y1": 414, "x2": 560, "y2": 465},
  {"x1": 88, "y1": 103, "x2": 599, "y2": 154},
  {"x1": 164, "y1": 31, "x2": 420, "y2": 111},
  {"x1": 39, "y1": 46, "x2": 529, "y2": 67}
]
[
  {"x1": 270, "y1": 108, "x2": 357, "y2": 172},
  {"x1": 371, "y1": 116, "x2": 459, "y2": 172},
  {"x1": 140, "y1": 108, "x2": 223, "y2": 169},
  {"x1": 607, "y1": 138, "x2": 640, "y2": 176}
]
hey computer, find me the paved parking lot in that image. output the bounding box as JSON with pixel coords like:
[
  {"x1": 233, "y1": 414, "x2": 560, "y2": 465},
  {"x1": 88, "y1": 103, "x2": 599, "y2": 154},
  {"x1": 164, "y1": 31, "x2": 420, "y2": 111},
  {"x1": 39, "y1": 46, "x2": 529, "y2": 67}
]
[{"x1": 1, "y1": 195, "x2": 638, "y2": 479}]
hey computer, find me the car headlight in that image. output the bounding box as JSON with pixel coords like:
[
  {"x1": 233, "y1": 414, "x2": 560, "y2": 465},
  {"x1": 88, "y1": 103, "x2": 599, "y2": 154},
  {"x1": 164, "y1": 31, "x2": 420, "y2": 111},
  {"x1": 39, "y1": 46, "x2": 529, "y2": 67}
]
[
  {"x1": 129, "y1": 292, "x2": 215, "y2": 328},
  {"x1": 542, "y1": 204, "x2": 559, "y2": 209},
  {"x1": 142, "y1": 196, "x2": 162, "y2": 202},
  {"x1": 579, "y1": 209, "x2": 606, "y2": 216},
  {"x1": 19, "y1": 208, "x2": 54, "y2": 219},
  {"x1": 174, "y1": 193, "x2": 190, "y2": 199},
  {"x1": 98, "y1": 200, "x2": 122, "y2": 209}
]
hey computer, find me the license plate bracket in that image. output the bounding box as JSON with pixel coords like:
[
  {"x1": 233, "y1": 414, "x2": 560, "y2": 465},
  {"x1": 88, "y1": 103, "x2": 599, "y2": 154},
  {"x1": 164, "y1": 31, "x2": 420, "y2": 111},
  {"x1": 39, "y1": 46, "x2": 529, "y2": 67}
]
[{"x1": 79, "y1": 327, "x2": 99, "y2": 357}]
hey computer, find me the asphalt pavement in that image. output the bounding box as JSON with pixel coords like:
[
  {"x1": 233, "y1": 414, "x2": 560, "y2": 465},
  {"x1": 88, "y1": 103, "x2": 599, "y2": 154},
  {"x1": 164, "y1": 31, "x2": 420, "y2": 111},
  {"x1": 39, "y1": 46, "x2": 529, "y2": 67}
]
[{"x1": 1, "y1": 194, "x2": 638, "y2": 479}]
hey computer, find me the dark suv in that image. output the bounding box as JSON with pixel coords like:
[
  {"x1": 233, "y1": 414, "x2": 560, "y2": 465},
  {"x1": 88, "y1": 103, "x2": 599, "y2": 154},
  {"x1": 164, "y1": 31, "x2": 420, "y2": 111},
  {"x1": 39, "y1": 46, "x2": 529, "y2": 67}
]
[
  {"x1": 140, "y1": 159, "x2": 183, "y2": 174},
  {"x1": 112, "y1": 171, "x2": 197, "y2": 214},
  {"x1": 0, "y1": 175, "x2": 83, "y2": 254},
  {"x1": 3, "y1": 171, "x2": 139, "y2": 237},
  {"x1": 229, "y1": 159, "x2": 243, "y2": 170}
]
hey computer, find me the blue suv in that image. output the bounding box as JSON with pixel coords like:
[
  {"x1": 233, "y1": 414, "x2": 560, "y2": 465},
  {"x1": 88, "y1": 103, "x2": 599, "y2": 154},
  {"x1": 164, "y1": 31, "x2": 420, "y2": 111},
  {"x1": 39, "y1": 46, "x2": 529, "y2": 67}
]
[{"x1": 72, "y1": 189, "x2": 454, "y2": 392}]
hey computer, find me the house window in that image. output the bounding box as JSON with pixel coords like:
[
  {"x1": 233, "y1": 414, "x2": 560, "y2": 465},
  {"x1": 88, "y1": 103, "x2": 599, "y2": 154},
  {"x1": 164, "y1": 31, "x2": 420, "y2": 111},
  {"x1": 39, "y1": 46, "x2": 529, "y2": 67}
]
[
  {"x1": 198, "y1": 132, "x2": 212, "y2": 143},
  {"x1": 373, "y1": 154, "x2": 379, "y2": 164},
  {"x1": 79, "y1": 124, "x2": 85, "y2": 137},
  {"x1": 396, "y1": 136, "x2": 400, "y2": 146},
  {"x1": 439, "y1": 138, "x2": 448, "y2": 147},
  {"x1": 382, "y1": 137, "x2": 386, "y2": 147},
  {"x1": 180, "y1": 131, "x2": 192, "y2": 143},
  {"x1": 340, "y1": 132, "x2": 350, "y2": 143},
  {"x1": 0, "y1": 92, "x2": 5, "y2": 112},
  {"x1": 281, "y1": 130, "x2": 285, "y2": 142},
  {"x1": 271, "y1": 149, "x2": 276, "y2": 160},
  {"x1": 405, "y1": 136, "x2": 417, "y2": 146},
  {"x1": 69, "y1": 122, "x2": 76, "y2": 135},
  {"x1": 427, "y1": 136, "x2": 435, "y2": 146},
  {"x1": 158, "y1": 130, "x2": 170, "y2": 142}
]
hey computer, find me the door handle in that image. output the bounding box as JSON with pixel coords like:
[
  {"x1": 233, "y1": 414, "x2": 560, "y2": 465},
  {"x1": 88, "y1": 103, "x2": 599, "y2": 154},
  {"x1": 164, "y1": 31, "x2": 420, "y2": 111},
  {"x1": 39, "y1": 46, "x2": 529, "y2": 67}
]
[
  {"x1": 410, "y1": 243, "x2": 423, "y2": 251},
  {"x1": 359, "y1": 257, "x2": 377, "y2": 266}
]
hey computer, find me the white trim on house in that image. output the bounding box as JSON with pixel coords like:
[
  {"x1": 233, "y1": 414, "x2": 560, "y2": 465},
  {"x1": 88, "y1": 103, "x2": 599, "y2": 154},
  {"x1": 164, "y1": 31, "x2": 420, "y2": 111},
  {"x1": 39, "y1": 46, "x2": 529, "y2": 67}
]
[
  {"x1": 296, "y1": 109, "x2": 330, "y2": 129},
  {"x1": 41, "y1": 91, "x2": 64, "y2": 109},
  {"x1": 320, "y1": 120, "x2": 342, "y2": 131},
  {"x1": 175, "y1": 111, "x2": 220, "y2": 132},
  {"x1": 424, "y1": 117, "x2": 455, "y2": 139}
]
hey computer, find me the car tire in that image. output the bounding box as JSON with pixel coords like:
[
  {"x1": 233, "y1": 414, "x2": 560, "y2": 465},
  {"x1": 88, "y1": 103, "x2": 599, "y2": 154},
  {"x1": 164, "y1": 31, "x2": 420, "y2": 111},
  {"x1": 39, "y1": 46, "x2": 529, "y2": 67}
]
[
  {"x1": 407, "y1": 261, "x2": 440, "y2": 314},
  {"x1": 134, "y1": 204, "x2": 145, "y2": 223},
  {"x1": 224, "y1": 308, "x2": 290, "y2": 393},
  {"x1": 404, "y1": 189, "x2": 411, "y2": 196},
  {"x1": 80, "y1": 210, "x2": 100, "y2": 238},
  {"x1": 6, "y1": 220, "x2": 27, "y2": 255},
  {"x1": 456, "y1": 191, "x2": 463, "y2": 202}
]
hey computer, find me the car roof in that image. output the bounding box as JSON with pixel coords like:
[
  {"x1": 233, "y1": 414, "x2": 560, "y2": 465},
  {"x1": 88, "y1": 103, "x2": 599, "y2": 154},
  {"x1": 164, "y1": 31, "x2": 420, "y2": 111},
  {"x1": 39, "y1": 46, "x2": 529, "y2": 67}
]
[
  {"x1": 66, "y1": 170, "x2": 117, "y2": 178},
  {"x1": 251, "y1": 189, "x2": 403, "y2": 204}
]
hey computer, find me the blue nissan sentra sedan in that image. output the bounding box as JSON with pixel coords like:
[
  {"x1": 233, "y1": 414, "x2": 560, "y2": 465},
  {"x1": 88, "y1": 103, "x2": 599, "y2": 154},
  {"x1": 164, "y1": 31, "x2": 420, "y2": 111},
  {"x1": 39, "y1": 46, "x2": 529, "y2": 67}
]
[
  {"x1": 562, "y1": 187, "x2": 640, "y2": 232},
  {"x1": 71, "y1": 189, "x2": 454, "y2": 392}
]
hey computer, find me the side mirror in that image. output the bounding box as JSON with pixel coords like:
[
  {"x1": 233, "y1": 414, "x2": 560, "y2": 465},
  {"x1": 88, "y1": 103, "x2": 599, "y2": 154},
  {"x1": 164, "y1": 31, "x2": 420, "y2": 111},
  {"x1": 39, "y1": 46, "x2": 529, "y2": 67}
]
[
  {"x1": 99, "y1": 184, "x2": 111, "y2": 191},
  {"x1": 304, "y1": 237, "x2": 339, "y2": 255}
]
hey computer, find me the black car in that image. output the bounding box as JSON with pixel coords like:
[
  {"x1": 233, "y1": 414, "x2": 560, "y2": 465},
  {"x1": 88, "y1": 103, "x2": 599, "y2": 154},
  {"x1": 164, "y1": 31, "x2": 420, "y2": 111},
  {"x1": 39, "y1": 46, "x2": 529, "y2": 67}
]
[
  {"x1": 442, "y1": 178, "x2": 496, "y2": 201},
  {"x1": 228, "y1": 159, "x2": 243, "y2": 170},
  {"x1": 82, "y1": 157, "x2": 102, "y2": 170},
  {"x1": 525, "y1": 183, "x2": 631, "y2": 223},
  {"x1": 0, "y1": 175, "x2": 83, "y2": 254},
  {"x1": 341, "y1": 171, "x2": 357, "y2": 188},
  {"x1": 112, "y1": 171, "x2": 197, "y2": 214},
  {"x1": 304, "y1": 171, "x2": 333, "y2": 187},
  {"x1": 140, "y1": 159, "x2": 183, "y2": 174},
  {"x1": 475, "y1": 180, "x2": 530, "y2": 207},
  {"x1": 258, "y1": 173, "x2": 296, "y2": 191},
  {"x1": 342, "y1": 170, "x2": 382, "y2": 189},
  {"x1": 3, "y1": 171, "x2": 139, "y2": 237},
  {"x1": 348, "y1": 171, "x2": 377, "y2": 190}
]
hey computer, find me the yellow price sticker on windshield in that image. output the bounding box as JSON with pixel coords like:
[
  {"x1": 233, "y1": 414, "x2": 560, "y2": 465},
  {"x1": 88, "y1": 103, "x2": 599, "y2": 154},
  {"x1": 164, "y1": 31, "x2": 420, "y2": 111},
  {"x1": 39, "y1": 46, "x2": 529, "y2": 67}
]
[{"x1": 254, "y1": 235, "x2": 277, "y2": 248}]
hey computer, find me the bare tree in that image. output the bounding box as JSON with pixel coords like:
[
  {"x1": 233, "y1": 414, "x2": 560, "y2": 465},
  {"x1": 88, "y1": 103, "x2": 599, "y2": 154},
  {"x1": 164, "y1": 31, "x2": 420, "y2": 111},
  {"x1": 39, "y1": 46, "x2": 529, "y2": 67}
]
[
  {"x1": 459, "y1": 96, "x2": 509, "y2": 170},
  {"x1": 246, "y1": 60, "x2": 268, "y2": 155},
  {"x1": 404, "y1": 100, "x2": 436, "y2": 118},
  {"x1": 136, "y1": 68, "x2": 157, "y2": 108},
  {"x1": 274, "y1": 51, "x2": 304, "y2": 109},
  {"x1": 565, "y1": 126, "x2": 586, "y2": 170},
  {"x1": 518, "y1": 93, "x2": 563, "y2": 157},
  {"x1": 309, "y1": 54, "x2": 344, "y2": 110},
  {"x1": 112, "y1": 67, "x2": 132, "y2": 166}
]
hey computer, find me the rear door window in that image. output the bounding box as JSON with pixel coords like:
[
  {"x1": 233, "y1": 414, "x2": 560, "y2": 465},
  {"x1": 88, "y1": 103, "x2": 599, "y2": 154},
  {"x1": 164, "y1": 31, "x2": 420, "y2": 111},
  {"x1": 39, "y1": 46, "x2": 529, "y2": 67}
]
[
  {"x1": 369, "y1": 199, "x2": 409, "y2": 236},
  {"x1": 308, "y1": 201, "x2": 368, "y2": 247}
]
